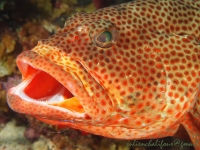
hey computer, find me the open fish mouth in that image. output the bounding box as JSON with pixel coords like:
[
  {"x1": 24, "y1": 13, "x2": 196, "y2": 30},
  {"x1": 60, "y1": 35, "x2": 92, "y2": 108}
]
[
  {"x1": 7, "y1": 51, "x2": 87, "y2": 120},
  {"x1": 11, "y1": 67, "x2": 85, "y2": 113}
]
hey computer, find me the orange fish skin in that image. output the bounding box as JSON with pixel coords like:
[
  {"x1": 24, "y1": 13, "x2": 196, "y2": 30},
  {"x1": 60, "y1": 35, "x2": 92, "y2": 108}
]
[{"x1": 7, "y1": 0, "x2": 200, "y2": 149}]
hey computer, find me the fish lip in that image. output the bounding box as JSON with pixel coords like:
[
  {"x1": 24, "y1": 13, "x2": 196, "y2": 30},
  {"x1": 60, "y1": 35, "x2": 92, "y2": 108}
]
[
  {"x1": 7, "y1": 50, "x2": 90, "y2": 121},
  {"x1": 7, "y1": 90, "x2": 85, "y2": 120}
]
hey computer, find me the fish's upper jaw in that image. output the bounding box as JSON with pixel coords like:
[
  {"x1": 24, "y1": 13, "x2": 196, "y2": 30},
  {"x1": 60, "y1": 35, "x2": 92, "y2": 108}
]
[{"x1": 7, "y1": 50, "x2": 92, "y2": 122}]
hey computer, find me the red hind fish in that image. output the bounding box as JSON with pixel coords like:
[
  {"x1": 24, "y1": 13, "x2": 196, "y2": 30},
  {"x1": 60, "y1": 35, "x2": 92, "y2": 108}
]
[{"x1": 7, "y1": 0, "x2": 200, "y2": 149}]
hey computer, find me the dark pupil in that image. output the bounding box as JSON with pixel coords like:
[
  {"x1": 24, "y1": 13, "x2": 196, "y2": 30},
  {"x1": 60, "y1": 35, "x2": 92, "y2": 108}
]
[{"x1": 97, "y1": 31, "x2": 112, "y2": 43}]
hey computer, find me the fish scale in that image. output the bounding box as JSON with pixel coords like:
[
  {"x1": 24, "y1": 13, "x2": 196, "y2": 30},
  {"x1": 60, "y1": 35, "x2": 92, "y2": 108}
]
[{"x1": 7, "y1": 0, "x2": 200, "y2": 149}]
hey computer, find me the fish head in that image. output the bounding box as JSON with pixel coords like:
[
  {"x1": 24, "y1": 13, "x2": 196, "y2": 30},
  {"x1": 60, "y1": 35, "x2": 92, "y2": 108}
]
[{"x1": 7, "y1": 0, "x2": 200, "y2": 139}]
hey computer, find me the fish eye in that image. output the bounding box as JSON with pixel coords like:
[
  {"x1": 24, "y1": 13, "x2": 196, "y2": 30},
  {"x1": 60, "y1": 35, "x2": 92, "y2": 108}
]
[
  {"x1": 97, "y1": 31, "x2": 112, "y2": 43},
  {"x1": 90, "y1": 25, "x2": 118, "y2": 48}
]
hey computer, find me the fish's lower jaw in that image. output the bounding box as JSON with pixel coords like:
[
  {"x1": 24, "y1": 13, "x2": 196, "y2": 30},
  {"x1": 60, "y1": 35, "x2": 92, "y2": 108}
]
[{"x1": 7, "y1": 83, "x2": 86, "y2": 118}]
